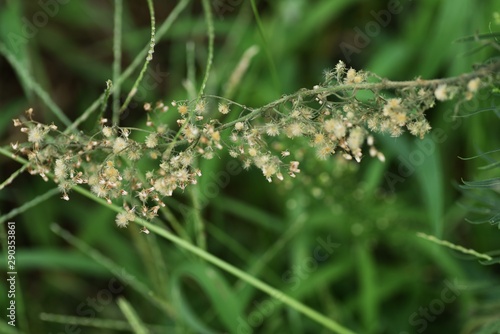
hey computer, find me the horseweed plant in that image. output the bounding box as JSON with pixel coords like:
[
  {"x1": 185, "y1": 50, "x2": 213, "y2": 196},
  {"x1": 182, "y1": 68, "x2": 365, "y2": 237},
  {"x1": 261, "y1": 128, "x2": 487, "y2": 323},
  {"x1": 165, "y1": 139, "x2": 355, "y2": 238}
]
[{"x1": 7, "y1": 59, "x2": 499, "y2": 228}]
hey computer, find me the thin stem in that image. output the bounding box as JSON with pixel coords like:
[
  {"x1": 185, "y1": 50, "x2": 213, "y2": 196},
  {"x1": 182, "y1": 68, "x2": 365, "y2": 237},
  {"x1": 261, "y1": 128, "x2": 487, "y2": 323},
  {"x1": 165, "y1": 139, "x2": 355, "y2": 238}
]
[
  {"x1": 249, "y1": 0, "x2": 280, "y2": 91},
  {"x1": 65, "y1": 0, "x2": 190, "y2": 133},
  {"x1": 0, "y1": 187, "x2": 60, "y2": 225},
  {"x1": 116, "y1": 297, "x2": 150, "y2": 334},
  {"x1": 216, "y1": 60, "x2": 500, "y2": 131},
  {"x1": 0, "y1": 164, "x2": 28, "y2": 190},
  {"x1": 199, "y1": 0, "x2": 214, "y2": 97},
  {"x1": 119, "y1": 0, "x2": 156, "y2": 113},
  {"x1": 112, "y1": 0, "x2": 123, "y2": 126},
  {"x1": 417, "y1": 232, "x2": 493, "y2": 261}
]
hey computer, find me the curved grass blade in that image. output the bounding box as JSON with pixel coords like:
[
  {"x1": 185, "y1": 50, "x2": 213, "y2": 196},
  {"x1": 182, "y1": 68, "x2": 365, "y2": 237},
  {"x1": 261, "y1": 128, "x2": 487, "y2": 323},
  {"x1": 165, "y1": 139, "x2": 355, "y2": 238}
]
[
  {"x1": 456, "y1": 106, "x2": 500, "y2": 118},
  {"x1": 460, "y1": 177, "x2": 500, "y2": 189},
  {"x1": 465, "y1": 212, "x2": 500, "y2": 225}
]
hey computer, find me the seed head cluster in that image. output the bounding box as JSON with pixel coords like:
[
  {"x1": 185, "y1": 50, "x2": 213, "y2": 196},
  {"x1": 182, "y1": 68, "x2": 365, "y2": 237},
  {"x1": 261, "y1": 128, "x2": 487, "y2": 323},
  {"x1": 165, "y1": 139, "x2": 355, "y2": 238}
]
[{"x1": 10, "y1": 61, "x2": 494, "y2": 228}]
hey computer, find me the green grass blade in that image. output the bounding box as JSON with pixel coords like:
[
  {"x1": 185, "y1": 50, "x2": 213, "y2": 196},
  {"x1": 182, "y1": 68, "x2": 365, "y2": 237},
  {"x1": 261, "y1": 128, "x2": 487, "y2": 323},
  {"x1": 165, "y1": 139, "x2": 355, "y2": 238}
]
[
  {"x1": 117, "y1": 297, "x2": 150, "y2": 334},
  {"x1": 356, "y1": 243, "x2": 378, "y2": 334}
]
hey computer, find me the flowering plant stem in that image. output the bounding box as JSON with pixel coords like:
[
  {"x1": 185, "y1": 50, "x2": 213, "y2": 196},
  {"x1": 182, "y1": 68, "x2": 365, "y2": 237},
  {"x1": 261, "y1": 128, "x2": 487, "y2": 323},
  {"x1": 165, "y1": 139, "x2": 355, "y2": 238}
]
[{"x1": 216, "y1": 60, "x2": 500, "y2": 132}]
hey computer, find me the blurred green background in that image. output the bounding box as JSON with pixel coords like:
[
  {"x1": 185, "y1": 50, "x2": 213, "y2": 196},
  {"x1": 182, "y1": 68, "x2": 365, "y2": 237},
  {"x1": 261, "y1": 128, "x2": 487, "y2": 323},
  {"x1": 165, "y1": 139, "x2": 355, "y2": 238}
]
[{"x1": 1, "y1": 0, "x2": 500, "y2": 333}]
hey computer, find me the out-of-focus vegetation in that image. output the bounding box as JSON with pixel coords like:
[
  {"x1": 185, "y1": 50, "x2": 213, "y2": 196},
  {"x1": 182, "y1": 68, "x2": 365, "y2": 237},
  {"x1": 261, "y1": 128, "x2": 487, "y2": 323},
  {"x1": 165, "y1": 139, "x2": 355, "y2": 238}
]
[{"x1": 1, "y1": 0, "x2": 500, "y2": 333}]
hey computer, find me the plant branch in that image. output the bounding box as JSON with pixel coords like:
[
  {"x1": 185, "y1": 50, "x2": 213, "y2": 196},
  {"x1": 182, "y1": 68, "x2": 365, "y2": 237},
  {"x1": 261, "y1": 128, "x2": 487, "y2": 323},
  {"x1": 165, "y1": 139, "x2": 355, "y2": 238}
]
[{"x1": 216, "y1": 60, "x2": 500, "y2": 131}]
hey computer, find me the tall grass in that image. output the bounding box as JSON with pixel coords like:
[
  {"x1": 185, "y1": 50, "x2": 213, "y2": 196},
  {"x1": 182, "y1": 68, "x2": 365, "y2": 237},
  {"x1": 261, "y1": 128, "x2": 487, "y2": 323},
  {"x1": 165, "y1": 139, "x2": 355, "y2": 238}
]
[{"x1": 0, "y1": 1, "x2": 499, "y2": 333}]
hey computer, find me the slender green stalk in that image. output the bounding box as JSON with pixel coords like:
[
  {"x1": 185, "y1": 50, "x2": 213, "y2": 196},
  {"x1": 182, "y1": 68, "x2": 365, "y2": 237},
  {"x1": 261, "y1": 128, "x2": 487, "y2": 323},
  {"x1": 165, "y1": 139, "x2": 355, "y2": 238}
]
[
  {"x1": 199, "y1": 0, "x2": 214, "y2": 97},
  {"x1": 0, "y1": 186, "x2": 59, "y2": 225},
  {"x1": 119, "y1": 0, "x2": 156, "y2": 113},
  {"x1": 0, "y1": 164, "x2": 28, "y2": 190},
  {"x1": 417, "y1": 232, "x2": 493, "y2": 261},
  {"x1": 65, "y1": 0, "x2": 190, "y2": 133},
  {"x1": 249, "y1": 0, "x2": 280, "y2": 91},
  {"x1": 117, "y1": 297, "x2": 150, "y2": 334},
  {"x1": 112, "y1": 0, "x2": 123, "y2": 126},
  {"x1": 216, "y1": 60, "x2": 500, "y2": 132}
]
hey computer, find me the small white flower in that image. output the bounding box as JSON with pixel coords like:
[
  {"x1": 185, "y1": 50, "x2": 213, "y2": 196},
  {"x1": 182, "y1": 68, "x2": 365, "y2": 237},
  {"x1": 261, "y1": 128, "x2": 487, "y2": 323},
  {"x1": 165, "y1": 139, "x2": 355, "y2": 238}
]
[
  {"x1": 248, "y1": 147, "x2": 257, "y2": 157},
  {"x1": 324, "y1": 119, "x2": 346, "y2": 138},
  {"x1": 102, "y1": 126, "x2": 113, "y2": 138},
  {"x1": 266, "y1": 124, "x2": 280, "y2": 136},
  {"x1": 434, "y1": 84, "x2": 448, "y2": 101},
  {"x1": 28, "y1": 125, "x2": 46, "y2": 144},
  {"x1": 347, "y1": 127, "x2": 364, "y2": 151},
  {"x1": 113, "y1": 137, "x2": 128, "y2": 154},
  {"x1": 115, "y1": 212, "x2": 129, "y2": 228},
  {"x1": 467, "y1": 78, "x2": 480, "y2": 93},
  {"x1": 285, "y1": 123, "x2": 303, "y2": 138},
  {"x1": 335, "y1": 60, "x2": 345, "y2": 73},
  {"x1": 235, "y1": 122, "x2": 245, "y2": 131},
  {"x1": 145, "y1": 133, "x2": 158, "y2": 148},
  {"x1": 54, "y1": 159, "x2": 67, "y2": 180},
  {"x1": 218, "y1": 103, "x2": 230, "y2": 114}
]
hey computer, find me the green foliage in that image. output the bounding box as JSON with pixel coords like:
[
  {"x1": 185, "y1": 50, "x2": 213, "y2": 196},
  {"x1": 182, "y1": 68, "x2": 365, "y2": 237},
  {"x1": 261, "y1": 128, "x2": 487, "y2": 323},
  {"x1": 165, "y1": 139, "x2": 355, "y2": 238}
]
[{"x1": 1, "y1": 1, "x2": 500, "y2": 333}]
